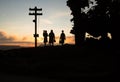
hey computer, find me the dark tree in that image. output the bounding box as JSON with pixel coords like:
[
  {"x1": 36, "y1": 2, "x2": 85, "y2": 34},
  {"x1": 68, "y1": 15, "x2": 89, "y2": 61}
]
[
  {"x1": 67, "y1": 0, "x2": 89, "y2": 46},
  {"x1": 108, "y1": 0, "x2": 120, "y2": 49},
  {"x1": 67, "y1": 0, "x2": 120, "y2": 48}
]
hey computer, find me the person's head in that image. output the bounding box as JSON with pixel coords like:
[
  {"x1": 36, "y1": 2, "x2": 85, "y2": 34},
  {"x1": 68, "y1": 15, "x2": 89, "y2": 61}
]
[
  {"x1": 43, "y1": 30, "x2": 47, "y2": 33},
  {"x1": 62, "y1": 30, "x2": 64, "y2": 33},
  {"x1": 50, "y1": 30, "x2": 53, "y2": 33}
]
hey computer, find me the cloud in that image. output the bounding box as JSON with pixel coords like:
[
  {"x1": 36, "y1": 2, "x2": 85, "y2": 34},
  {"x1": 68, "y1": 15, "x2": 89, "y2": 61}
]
[
  {"x1": 41, "y1": 19, "x2": 53, "y2": 25},
  {"x1": 40, "y1": 35, "x2": 75, "y2": 45},
  {"x1": 0, "y1": 31, "x2": 17, "y2": 42},
  {"x1": 65, "y1": 36, "x2": 75, "y2": 44},
  {"x1": 50, "y1": 12, "x2": 70, "y2": 19},
  {"x1": 0, "y1": 31, "x2": 75, "y2": 47},
  {"x1": 40, "y1": 12, "x2": 69, "y2": 25},
  {"x1": 0, "y1": 31, "x2": 40, "y2": 47},
  {"x1": 54, "y1": 36, "x2": 75, "y2": 44}
]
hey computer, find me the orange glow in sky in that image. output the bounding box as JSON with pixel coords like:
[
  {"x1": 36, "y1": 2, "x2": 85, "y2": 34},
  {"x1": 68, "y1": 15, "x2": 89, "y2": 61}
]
[{"x1": 0, "y1": 0, "x2": 74, "y2": 47}]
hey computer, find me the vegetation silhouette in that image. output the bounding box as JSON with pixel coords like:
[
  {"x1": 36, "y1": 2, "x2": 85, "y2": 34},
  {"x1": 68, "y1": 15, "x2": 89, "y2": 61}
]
[{"x1": 67, "y1": 0, "x2": 120, "y2": 48}]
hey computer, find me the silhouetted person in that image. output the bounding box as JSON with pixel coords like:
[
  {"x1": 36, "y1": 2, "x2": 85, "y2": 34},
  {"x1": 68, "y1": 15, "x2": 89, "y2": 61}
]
[
  {"x1": 59, "y1": 30, "x2": 66, "y2": 45},
  {"x1": 43, "y1": 30, "x2": 48, "y2": 46},
  {"x1": 49, "y1": 30, "x2": 55, "y2": 46}
]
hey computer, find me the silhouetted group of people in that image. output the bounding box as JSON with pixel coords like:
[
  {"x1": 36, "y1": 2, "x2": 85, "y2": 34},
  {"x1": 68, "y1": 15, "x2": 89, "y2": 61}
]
[{"x1": 43, "y1": 30, "x2": 66, "y2": 46}]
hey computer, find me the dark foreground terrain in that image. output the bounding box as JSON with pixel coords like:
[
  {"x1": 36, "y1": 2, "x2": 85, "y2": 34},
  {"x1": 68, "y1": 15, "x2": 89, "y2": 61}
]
[{"x1": 0, "y1": 44, "x2": 119, "y2": 82}]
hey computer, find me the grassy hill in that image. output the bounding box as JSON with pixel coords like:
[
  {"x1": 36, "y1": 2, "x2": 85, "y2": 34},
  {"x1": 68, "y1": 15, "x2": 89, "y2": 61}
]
[{"x1": 0, "y1": 44, "x2": 119, "y2": 81}]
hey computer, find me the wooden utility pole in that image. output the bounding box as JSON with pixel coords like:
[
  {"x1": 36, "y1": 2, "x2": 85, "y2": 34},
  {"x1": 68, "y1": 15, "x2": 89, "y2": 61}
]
[{"x1": 29, "y1": 6, "x2": 43, "y2": 48}]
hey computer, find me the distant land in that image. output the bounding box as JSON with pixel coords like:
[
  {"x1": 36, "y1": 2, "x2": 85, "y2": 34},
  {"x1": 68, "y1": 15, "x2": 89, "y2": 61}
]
[
  {"x1": 0, "y1": 45, "x2": 22, "y2": 50},
  {"x1": 0, "y1": 44, "x2": 71, "y2": 50}
]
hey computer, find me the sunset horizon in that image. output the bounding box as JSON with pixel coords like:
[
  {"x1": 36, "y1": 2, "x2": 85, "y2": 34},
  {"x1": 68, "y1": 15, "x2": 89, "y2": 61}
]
[
  {"x1": 0, "y1": 0, "x2": 76, "y2": 47},
  {"x1": 0, "y1": 0, "x2": 112, "y2": 48}
]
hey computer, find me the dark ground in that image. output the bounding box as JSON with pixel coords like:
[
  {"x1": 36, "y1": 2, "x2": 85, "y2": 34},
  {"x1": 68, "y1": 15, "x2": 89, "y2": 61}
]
[{"x1": 0, "y1": 44, "x2": 119, "y2": 82}]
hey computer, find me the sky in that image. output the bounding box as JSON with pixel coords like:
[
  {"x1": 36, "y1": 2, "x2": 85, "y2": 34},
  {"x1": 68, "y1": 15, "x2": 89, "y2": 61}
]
[{"x1": 0, "y1": 0, "x2": 75, "y2": 47}]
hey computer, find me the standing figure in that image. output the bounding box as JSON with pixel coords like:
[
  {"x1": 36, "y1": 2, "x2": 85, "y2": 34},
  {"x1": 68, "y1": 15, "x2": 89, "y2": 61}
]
[
  {"x1": 59, "y1": 30, "x2": 66, "y2": 45},
  {"x1": 43, "y1": 30, "x2": 48, "y2": 46},
  {"x1": 49, "y1": 30, "x2": 55, "y2": 46}
]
